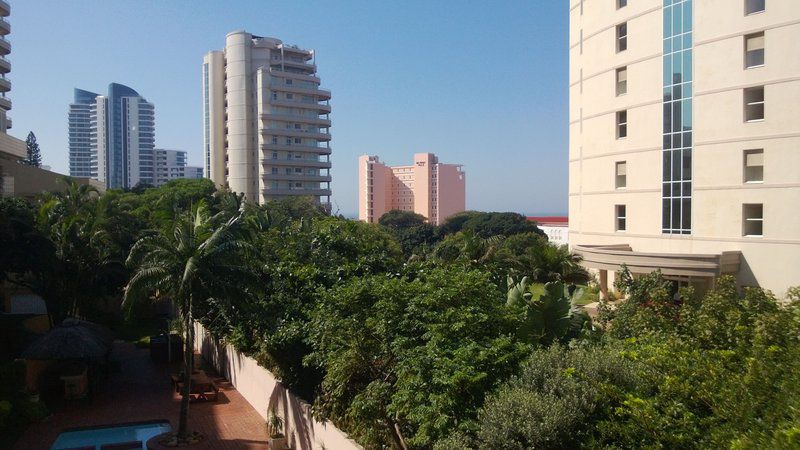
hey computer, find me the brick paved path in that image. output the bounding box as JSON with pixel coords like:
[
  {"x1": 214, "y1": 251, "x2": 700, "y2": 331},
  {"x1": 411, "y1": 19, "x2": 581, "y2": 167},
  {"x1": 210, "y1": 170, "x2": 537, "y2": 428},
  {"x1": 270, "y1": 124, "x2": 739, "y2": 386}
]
[{"x1": 13, "y1": 342, "x2": 268, "y2": 449}]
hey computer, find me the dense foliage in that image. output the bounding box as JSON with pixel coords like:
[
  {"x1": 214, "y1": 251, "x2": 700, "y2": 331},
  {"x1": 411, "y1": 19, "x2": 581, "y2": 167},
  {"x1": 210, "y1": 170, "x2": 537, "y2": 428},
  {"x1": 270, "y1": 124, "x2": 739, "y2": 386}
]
[
  {"x1": 3, "y1": 182, "x2": 797, "y2": 449},
  {"x1": 440, "y1": 271, "x2": 800, "y2": 449}
]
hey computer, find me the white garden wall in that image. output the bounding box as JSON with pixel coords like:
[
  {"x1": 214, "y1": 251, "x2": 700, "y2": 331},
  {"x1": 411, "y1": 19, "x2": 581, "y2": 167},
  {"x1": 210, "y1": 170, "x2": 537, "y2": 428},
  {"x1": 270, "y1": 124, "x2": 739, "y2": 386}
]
[{"x1": 194, "y1": 323, "x2": 362, "y2": 450}]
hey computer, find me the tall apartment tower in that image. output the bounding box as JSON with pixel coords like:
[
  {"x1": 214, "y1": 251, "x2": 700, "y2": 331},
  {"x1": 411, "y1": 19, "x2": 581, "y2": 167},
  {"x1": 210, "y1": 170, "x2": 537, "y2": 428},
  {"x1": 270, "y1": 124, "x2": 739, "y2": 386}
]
[
  {"x1": 203, "y1": 31, "x2": 332, "y2": 205},
  {"x1": 358, "y1": 153, "x2": 465, "y2": 225},
  {"x1": 0, "y1": 0, "x2": 12, "y2": 133},
  {"x1": 153, "y1": 149, "x2": 203, "y2": 186},
  {"x1": 569, "y1": 0, "x2": 800, "y2": 297},
  {"x1": 68, "y1": 84, "x2": 155, "y2": 189}
]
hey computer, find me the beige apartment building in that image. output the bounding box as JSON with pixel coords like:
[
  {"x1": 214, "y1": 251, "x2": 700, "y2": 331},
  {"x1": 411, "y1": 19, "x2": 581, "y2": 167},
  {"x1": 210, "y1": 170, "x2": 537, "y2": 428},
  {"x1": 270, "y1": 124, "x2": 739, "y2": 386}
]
[
  {"x1": 358, "y1": 153, "x2": 465, "y2": 225},
  {"x1": 0, "y1": 0, "x2": 101, "y2": 199},
  {"x1": 203, "y1": 31, "x2": 332, "y2": 206},
  {"x1": 569, "y1": 0, "x2": 799, "y2": 297}
]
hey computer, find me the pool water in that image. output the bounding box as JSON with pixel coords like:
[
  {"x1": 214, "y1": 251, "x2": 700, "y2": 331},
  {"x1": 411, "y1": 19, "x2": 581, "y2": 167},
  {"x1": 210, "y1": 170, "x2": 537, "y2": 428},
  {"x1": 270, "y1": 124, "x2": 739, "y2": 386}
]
[{"x1": 51, "y1": 420, "x2": 172, "y2": 450}]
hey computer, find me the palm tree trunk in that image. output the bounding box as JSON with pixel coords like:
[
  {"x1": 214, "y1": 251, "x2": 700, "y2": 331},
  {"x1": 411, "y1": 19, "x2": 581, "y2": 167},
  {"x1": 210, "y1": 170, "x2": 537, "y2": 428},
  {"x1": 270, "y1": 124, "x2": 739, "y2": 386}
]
[{"x1": 177, "y1": 304, "x2": 193, "y2": 439}]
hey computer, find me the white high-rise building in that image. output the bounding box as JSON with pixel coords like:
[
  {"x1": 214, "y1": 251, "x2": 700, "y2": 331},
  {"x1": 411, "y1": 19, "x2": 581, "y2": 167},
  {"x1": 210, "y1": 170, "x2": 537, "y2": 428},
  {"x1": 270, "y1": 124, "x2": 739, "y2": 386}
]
[
  {"x1": 68, "y1": 83, "x2": 155, "y2": 189},
  {"x1": 154, "y1": 149, "x2": 203, "y2": 186},
  {"x1": 569, "y1": 0, "x2": 800, "y2": 297},
  {"x1": 203, "y1": 31, "x2": 332, "y2": 205}
]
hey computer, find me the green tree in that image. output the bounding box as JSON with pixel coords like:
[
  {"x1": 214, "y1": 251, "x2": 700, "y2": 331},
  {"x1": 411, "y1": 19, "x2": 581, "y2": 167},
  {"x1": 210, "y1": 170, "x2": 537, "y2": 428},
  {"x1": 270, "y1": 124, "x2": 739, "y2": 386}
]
[
  {"x1": 507, "y1": 277, "x2": 591, "y2": 346},
  {"x1": 307, "y1": 266, "x2": 529, "y2": 449},
  {"x1": 123, "y1": 201, "x2": 258, "y2": 440},
  {"x1": 378, "y1": 210, "x2": 438, "y2": 257},
  {"x1": 378, "y1": 210, "x2": 427, "y2": 229},
  {"x1": 22, "y1": 132, "x2": 42, "y2": 167},
  {"x1": 439, "y1": 211, "x2": 543, "y2": 238}
]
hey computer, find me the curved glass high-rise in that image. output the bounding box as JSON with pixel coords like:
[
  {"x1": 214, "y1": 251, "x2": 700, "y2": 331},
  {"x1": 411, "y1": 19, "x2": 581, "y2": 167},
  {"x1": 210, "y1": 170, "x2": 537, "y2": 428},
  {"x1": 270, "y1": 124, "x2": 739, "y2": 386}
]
[{"x1": 68, "y1": 83, "x2": 155, "y2": 189}]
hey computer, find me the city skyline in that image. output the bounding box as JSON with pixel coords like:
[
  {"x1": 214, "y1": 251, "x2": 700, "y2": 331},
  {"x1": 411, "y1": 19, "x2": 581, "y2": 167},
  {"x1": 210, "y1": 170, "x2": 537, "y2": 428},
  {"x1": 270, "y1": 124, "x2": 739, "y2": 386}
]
[{"x1": 8, "y1": 1, "x2": 568, "y2": 216}]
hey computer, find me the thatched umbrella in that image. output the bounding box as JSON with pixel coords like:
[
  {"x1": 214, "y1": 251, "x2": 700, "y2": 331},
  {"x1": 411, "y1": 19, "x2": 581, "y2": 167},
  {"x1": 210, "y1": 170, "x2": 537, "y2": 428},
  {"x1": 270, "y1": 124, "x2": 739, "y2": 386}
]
[
  {"x1": 62, "y1": 317, "x2": 115, "y2": 348},
  {"x1": 22, "y1": 322, "x2": 110, "y2": 361}
]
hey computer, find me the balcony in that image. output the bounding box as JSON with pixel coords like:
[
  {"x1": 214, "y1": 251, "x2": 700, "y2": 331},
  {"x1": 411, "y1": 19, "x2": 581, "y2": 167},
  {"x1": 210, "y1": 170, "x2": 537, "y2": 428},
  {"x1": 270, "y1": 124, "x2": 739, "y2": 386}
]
[
  {"x1": 269, "y1": 99, "x2": 331, "y2": 114},
  {"x1": 268, "y1": 68, "x2": 319, "y2": 84},
  {"x1": 261, "y1": 128, "x2": 331, "y2": 141},
  {"x1": 269, "y1": 84, "x2": 332, "y2": 100},
  {"x1": 260, "y1": 158, "x2": 332, "y2": 169},
  {"x1": 263, "y1": 188, "x2": 331, "y2": 197},
  {"x1": 0, "y1": 77, "x2": 10, "y2": 93},
  {"x1": 0, "y1": 1, "x2": 9, "y2": 17},
  {"x1": 0, "y1": 96, "x2": 11, "y2": 110},
  {"x1": 0, "y1": 37, "x2": 10, "y2": 55},
  {"x1": 265, "y1": 173, "x2": 332, "y2": 182},
  {"x1": 262, "y1": 143, "x2": 331, "y2": 155},
  {"x1": 0, "y1": 17, "x2": 9, "y2": 35},
  {"x1": 278, "y1": 59, "x2": 316, "y2": 71},
  {"x1": 260, "y1": 113, "x2": 331, "y2": 127}
]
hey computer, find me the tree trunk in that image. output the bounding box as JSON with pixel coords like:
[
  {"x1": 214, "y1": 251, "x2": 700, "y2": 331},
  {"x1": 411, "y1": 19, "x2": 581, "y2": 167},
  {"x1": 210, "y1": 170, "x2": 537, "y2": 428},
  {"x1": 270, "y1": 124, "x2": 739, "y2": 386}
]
[
  {"x1": 387, "y1": 416, "x2": 408, "y2": 450},
  {"x1": 177, "y1": 305, "x2": 193, "y2": 439}
]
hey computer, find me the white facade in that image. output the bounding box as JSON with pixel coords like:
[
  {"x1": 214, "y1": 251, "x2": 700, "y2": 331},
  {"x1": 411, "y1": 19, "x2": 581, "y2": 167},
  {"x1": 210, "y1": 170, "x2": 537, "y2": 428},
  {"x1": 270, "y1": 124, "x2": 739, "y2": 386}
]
[
  {"x1": 204, "y1": 31, "x2": 332, "y2": 205},
  {"x1": 569, "y1": 0, "x2": 800, "y2": 297},
  {"x1": 68, "y1": 84, "x2": 155, "y2": 189},
  {"x1": 540, "y1": 225, "x2": 569, "y2": 247},
  {"x1": 154, "y1": 148, "x2": 203, "y2": 186}
]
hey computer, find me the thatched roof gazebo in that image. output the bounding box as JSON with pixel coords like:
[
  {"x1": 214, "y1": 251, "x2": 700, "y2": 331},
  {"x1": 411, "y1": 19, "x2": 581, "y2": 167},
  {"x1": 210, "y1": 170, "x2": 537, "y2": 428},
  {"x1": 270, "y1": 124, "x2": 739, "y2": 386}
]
[{"x1": 22, "y1": 321, "x2": 112, "y2": 361}]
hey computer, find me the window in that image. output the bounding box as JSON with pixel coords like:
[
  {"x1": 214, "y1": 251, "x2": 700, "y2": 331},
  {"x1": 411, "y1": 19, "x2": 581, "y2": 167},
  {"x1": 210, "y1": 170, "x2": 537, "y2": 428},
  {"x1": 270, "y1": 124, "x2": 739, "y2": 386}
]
[
  {"x1": 294, "y1": 138, "x2": 302, "y2": 144},
  {"x1": 743, "y1": 204, "x2": 763, "y2": 236},
  {"x1": 272, "y1": 152, "x2": 278, "y2": 159},
  {"x1": 272, "y1": 92, "x2": 277, "y2": 100},
  {"x1": 615, "y1": 161, "x2": 627, "y2": 188},
  {"x1": 271, "y1": 167, "x2": 278, "y2": 174},
  {"x1": 615, "y1": 205, "x2": 627, "y2": 231},
  {"x1": 286, "y1": 93, "x2": 294, "y2": 99},
  {"x1": 617, "y1": 0, "x2": 627, "y2": 8},
  {"x1": 271, "y1": 137, "x2": 278, "y2": 144},
  {"x1": 744, "y1": 86, "x2": 764, "y2": 121},
  {"x1": 616, "y1": 67, "x2": 628, "y2": 96},
  {"x1": 745, "y1": 0, "x2": 765, "y2": 15},
  {"x1": 616, "y1": 23, "x2": 628, "y2": 52},
  {"x1": 285, "y1": 78, "x2": 293, "y2": 85},
  {"x1": 745, "y1": 33, "x2": 764, "y2": 68},
  {"x1": 743, "y1": 149, "x2": 764, "y2": 183},
  {"x1": 616, "y1": 110, "x2": 628, "y2": 138}
]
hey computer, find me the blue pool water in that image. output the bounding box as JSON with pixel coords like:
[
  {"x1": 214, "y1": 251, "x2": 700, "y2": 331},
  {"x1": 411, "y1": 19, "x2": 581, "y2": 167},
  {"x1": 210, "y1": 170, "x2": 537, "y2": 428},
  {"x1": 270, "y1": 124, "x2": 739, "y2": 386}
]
[{"x1": 51, "y1": 421, "x2": 171, "y2": 449}]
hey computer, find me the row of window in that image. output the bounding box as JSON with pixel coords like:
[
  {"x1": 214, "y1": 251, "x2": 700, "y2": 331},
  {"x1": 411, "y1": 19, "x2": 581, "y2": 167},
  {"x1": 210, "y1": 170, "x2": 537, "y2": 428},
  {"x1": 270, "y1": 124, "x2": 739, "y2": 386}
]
[
  {"x1": 612, "y1": 148, "x2": 764, "y2": 191},
  {"x1": 614, "y1": 203, "x2": 764, "y2": 236},
  {"x1": 613, "y1": 85, "x2": 765, "y2": 138}
]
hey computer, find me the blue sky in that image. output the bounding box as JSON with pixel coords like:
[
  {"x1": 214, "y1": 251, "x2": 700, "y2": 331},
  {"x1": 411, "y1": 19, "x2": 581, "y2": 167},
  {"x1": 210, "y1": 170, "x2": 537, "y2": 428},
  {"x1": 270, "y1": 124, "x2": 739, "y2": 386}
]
[{"x1": 10, "y1": 0, "x2": 568, "y2": 216}]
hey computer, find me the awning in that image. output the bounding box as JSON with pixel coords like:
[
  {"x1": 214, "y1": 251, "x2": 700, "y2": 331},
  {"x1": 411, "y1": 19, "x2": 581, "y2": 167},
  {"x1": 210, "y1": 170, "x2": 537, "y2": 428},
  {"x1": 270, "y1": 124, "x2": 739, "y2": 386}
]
[{"x1": 573, "y1": 244, "x2": 741, "y2": 278}]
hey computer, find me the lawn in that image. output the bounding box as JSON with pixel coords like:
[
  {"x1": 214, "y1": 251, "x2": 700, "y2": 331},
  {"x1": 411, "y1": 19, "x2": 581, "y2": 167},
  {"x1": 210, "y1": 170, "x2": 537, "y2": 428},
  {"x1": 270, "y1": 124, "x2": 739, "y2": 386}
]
[{"x1": 109, "y1": 317, "x2": 170, "y2": 347}]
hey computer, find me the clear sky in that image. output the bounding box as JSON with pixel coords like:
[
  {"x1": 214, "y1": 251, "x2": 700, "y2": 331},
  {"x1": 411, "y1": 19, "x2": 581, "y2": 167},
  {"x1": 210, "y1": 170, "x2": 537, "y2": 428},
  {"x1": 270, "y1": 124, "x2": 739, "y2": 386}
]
[{"x1": 10, "y1": 0, "x2": 568, "y2": 217}]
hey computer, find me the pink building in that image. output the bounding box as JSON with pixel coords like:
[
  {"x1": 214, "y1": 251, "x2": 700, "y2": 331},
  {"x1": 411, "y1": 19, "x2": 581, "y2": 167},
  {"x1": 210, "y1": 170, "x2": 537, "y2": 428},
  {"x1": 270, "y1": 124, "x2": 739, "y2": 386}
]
[{"x1": 358, "y1": 153, "x2": 465, "y2": 225}]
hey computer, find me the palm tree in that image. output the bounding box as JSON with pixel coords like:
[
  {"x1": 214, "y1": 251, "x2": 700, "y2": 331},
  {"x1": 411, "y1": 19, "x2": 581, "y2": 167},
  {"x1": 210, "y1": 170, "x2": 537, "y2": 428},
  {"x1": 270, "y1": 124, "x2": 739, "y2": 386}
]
[{"x1": 123, "y1": 201, "x2": 258, "y2": 439}]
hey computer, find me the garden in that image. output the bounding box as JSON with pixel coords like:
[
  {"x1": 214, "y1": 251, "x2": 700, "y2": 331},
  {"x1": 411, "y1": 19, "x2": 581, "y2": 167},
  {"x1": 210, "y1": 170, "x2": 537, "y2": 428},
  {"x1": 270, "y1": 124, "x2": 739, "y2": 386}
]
[{"x1": 1, "y1": 178, "x2": 798, "y2": 449}]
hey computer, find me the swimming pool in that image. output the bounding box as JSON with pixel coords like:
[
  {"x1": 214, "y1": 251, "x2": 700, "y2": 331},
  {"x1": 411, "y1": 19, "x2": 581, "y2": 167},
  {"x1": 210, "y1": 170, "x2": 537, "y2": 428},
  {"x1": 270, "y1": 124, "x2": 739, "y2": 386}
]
[{"x1": 51, "y1": 420, "x2": 172, "y2": 450}]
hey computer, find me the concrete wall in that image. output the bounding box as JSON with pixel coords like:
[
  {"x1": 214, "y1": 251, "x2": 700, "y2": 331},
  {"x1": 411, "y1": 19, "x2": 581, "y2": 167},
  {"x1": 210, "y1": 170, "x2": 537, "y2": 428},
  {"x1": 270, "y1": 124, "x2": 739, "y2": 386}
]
[{"x1": 194, "y1": 323, "x2": 362, "y2": 450}]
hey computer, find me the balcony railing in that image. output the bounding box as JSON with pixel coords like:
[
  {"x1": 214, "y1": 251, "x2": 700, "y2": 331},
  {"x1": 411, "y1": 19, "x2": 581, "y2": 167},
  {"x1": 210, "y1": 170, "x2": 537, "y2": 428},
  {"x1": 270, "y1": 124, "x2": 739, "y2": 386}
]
[{"x1": 262, "y1": 143, "x2": 331, "y2": 154}]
